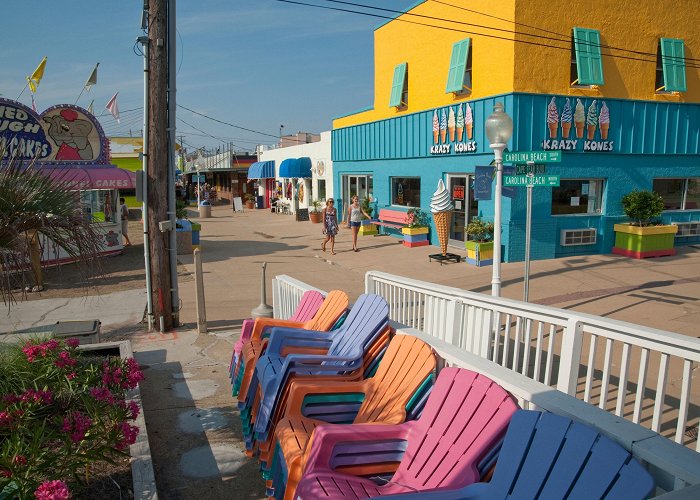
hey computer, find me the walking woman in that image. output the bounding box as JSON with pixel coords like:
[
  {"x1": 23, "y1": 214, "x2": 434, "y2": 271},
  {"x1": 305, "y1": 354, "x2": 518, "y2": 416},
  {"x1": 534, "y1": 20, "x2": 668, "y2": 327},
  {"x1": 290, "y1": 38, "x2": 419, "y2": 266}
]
[
  {"x1": 321, "y1": 198, "x2": 339, "y2": 255},
  {"x1": 346, "y1": 195, "x2": 371, "y2": 252}
]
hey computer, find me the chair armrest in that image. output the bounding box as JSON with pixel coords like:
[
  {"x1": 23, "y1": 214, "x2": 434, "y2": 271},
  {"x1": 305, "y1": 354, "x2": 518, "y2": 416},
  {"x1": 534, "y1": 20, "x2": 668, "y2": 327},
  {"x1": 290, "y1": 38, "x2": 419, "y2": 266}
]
[
  {"x1": 251, "y1": 318, "x2": 306, "y2": 342},
  {"x1": 282, "y1": 378, "x2": 369, "y2": 419},
  {"x1": 303, "y1": 422, "x2": 412, "y2": 475},
  {"x1": 266, "y1": 327, "x2": 333, "y2": 356},
  {"x1": 287, "y1": 353, "x2": 362, "y2": 372}
]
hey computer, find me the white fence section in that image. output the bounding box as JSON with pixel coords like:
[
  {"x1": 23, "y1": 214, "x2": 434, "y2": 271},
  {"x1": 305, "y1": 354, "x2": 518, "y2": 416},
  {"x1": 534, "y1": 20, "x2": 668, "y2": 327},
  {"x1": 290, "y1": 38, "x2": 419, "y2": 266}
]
[
  {"x1": 271, "y1": 273, "x2": 700, "y2": 497},
  {"x1": 365, "y1": 271, "x2": 700, "y2": 451},
  {"x1": 271, "y1": 275, "x2": 325, "y2": 319}
]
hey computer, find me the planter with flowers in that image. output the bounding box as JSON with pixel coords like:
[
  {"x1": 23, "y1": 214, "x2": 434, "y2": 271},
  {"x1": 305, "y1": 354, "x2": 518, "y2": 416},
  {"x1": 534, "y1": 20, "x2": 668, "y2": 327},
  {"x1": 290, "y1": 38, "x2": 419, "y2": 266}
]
[
  {"x1": 402, "y1": 208, "x2": 430, "y2": 247},
  {"x1": 465, "y1": 217, "x2": 495, "y2": 266},
  {"x1": 613, "y1": 189, "x2": 677, "y2": 258},
  {"x1": 359, "y1": 197, "x2": 378, "y2": 235},
  {"x1": 0, "y1": 337, "x2": 147, "y2": 499}
]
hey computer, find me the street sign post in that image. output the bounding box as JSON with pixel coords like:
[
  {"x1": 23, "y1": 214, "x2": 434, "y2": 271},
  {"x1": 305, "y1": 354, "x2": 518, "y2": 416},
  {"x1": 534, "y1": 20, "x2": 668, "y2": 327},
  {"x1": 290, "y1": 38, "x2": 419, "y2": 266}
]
[
  {"x1": 503, "y1": 150, "x2": 561, "y2": 163},
  {"x1": 503, "y1": 174, "x2": 560, "y2": 187}
]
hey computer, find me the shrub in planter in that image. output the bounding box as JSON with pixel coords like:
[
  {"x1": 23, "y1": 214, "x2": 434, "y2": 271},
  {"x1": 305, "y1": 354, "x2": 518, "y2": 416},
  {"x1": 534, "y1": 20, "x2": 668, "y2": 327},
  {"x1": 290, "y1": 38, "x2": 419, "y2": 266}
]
[
  {"x1": 309, "y1": 200, "x2": 323, "y2": 224},
  {"x1": 0, "y1": 337, "x2": 144, "y2": 499},
  {"x1": 244, "y1": 193, "x2": 256, "y2": 209},
  {"x1": 465, "y1": 217, "x2": 495, "y2": 266},
  {"x1": 358, "y1": 198, "x2": 377, "y2": 235},
  {"x1": 401, "y1": 208, "x2": 429, "y2": 247},
  {"x1": 613, "y1": 189, "x2": 677, "y2": 258}
]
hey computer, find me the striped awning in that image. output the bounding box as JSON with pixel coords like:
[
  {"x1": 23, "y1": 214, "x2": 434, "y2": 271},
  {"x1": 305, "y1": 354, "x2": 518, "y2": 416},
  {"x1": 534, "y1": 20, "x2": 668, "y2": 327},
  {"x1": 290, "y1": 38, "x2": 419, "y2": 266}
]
[
  {"x1": 279, "y1": 157, "x2": 312, "y2": 178},
  {"x1": 248, "y1": 160, "x2": 275, "y2": 179}
]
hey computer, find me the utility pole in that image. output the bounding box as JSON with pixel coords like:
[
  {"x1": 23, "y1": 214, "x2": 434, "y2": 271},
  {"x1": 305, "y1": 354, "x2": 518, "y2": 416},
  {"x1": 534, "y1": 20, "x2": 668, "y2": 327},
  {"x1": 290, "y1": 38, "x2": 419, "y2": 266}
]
[{"x1": 147, "y1": 0, "x2": 174, "y2": 331}]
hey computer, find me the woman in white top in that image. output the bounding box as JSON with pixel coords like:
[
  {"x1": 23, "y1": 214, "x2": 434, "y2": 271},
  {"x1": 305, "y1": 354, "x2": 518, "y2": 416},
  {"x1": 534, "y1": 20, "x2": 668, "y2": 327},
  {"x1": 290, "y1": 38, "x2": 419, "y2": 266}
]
[{"x1": 346, "y1": 195, "x2": 371, "y2": 252}]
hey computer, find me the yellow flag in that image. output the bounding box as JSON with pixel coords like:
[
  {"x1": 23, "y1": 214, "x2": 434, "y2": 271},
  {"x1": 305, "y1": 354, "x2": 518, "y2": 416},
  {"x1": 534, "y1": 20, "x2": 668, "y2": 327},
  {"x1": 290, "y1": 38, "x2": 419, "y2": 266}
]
[{"x1": 27, "y1": 57, "x2": 47, "y2": 93}]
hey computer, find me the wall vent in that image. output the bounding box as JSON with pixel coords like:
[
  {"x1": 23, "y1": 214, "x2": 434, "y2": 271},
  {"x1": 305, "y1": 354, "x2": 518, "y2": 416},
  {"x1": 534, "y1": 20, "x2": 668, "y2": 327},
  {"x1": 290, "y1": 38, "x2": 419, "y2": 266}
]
[
  {"x1": 673, "y1": 221, "x2": 700, "y2": 237},
  {"x1": 560, "y1": 228, "x2": 597, "y2": 246}
]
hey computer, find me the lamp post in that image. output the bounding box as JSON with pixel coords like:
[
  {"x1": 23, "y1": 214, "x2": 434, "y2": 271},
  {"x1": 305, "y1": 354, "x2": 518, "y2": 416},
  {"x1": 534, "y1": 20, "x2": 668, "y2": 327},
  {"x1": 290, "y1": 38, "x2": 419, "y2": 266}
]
[{"x1": 485, "y1": 102, "x2": 513, "y2": 297}]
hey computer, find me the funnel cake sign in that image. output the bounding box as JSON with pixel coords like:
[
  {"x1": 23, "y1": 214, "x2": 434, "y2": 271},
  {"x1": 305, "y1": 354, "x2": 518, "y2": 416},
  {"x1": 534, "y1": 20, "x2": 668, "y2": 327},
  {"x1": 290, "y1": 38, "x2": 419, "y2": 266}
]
[
  {"x1": 430, "y1": 103, "x2": 477, "y2": 155},
  {"x1": 0, "y1": 98, "x2": 109, "y2": 165},
  {"x1": 543, "y1": 96, "x2": 614, "y2": 152}
]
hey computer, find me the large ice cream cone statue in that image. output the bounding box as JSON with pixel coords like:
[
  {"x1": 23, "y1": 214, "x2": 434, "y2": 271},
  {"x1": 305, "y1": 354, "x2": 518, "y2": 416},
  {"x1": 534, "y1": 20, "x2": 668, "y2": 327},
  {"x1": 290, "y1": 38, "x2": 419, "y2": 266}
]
[
  {"x1": 574, "y1": 98, "x2": 585, "y2": 139},
  {"x1": 586, "y1": 100, "x2": 598, "y2": 140},
  {"x1": 561, "y1": 98, "x2": 573, "y2": 138},
  {"x1": 465, "y1": 103, "x2": 474, "y2": 139},
  {"x1": 599, "y1": 101, "x2": 610, "y2": 139},
  {"x1": 547, "y1": 96, "x2": 559, "y2": 138},
  {"x1": 431, "y1": 179, "x2": 455, "y2": 256},
  {"x1": 456, "y1": 104, "x2": 464, "y2": 142},
  {"x1": 448, "y1": 107, "x2": 456, "y2": 142},
  {"x1": 439, "y1": 109, "x2": 447, "y2": 143}
]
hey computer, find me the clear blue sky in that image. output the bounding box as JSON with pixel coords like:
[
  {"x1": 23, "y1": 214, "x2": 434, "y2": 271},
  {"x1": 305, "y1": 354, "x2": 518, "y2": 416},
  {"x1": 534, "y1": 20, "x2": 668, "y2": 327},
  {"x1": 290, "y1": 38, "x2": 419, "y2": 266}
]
[{"x1": 0, "y1": 0, "x2": 416, "y2": 154}]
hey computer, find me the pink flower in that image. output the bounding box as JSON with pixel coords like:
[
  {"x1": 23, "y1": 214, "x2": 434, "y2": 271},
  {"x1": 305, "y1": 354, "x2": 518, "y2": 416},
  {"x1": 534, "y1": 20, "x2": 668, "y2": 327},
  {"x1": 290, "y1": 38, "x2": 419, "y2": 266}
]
[
  {"x1": 22, "y1": 344, "x2": 42, "y2": 362},
  {"x1": 12, "y1": 455, "x2": 27, "y2": 466},
  {"x1": 124, "y1": 358, "x2": 144, "y2": 389},
  {"x1": 89, "y1": 386, "x2": 115, "y2": 404},
  {"x1": 34, "y1": 480, "x2": 70, "y2": 500},
  {"x1": 19, "y1": 389, "x2": 53, "y2": 405},
  {"x1": 126, "y1": 400, "x2": 140, "y2": 420},
  {"x1": 66, "y1": 372, "x2": 77, "y2": 380},
  {"x1": 65, "y1": 338, "x2": 80, "y2": 348},
  {"x1": 0, "y1": 469, "x2": 10, "y2": 478},
  {"x1": 115, "y1": 422, "x2": 139, "y2": 450},
  {"x1": 0, "y1": 411, "x2": 12, "y2": 427},
  {"x1": 62, "y1": 412, "x2": 92, "y2": 443},
  {"x1": 54, "y1": 351, "x2": 77, "y2": 369}
]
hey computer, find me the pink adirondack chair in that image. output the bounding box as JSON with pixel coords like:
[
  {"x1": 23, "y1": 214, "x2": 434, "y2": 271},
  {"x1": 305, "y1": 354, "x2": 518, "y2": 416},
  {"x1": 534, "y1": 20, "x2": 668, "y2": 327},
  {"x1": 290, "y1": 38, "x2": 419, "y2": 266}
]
[
  {"x1": 294, "y1": 367, "x2": 519, "y2": 499},
  {"x1": 229, "y1": 290, "x2": 324, "y2": 383}
]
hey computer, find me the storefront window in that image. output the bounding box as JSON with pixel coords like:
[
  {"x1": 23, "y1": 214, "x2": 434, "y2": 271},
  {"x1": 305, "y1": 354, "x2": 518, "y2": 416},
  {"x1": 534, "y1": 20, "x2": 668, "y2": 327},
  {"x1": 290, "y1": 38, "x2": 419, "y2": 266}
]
[
  {"x1": 551, "y1": 179, "x2": 603, "y2": 215},
  {"x1": 391, "y1": 177, "x2": 421, "y2": 207},
  {"x1": 653, "y1": 178, "x2": 699, "y2": 210},
  {"x1": 80, "y1": 190, "x2": 117, "y2": 223},
  {"x1": 317, "y1": 179, "x2": 326, "y2": 202}
]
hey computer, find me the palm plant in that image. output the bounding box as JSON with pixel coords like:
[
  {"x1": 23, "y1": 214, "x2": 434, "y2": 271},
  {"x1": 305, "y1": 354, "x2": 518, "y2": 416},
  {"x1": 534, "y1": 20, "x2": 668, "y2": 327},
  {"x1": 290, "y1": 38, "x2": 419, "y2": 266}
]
[{"x1": 0, "y1": 147, "x2": 103, "y2": 306}]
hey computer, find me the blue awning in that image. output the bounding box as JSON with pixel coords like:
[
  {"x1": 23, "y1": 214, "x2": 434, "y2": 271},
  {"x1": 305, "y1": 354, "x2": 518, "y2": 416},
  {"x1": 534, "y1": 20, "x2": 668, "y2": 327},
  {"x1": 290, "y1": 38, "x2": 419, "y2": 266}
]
[
  {"x1": 248, "y1": 160, "x2": 275, "y2": 179},
  {"x1": 279, "y1": 157, "x2": 312, "y2": 178}
]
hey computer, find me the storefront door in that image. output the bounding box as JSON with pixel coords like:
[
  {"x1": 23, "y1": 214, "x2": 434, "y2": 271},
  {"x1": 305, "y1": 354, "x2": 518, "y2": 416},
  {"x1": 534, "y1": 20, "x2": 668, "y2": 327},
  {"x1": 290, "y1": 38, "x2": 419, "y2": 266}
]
[
  {"x1": 446, "y1": 174, "x2": 477, "y2": 247},
  {"x1": 341, "y1": 175, "x2": 373, "y2": 220}
]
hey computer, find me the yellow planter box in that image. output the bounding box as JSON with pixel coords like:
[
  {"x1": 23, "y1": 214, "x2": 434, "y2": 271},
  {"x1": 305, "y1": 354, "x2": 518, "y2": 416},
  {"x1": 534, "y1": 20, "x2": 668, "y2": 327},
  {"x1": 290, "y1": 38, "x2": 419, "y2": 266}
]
[
  {"x1": 359, "y1": 225, "x2": 378, "y2": 235},
  {"x1": 613, "y1": 224, "x2": 678, "y2": 236},
  {"x1": 401, "y1": 226, "x2": 429, "y2": 235}
]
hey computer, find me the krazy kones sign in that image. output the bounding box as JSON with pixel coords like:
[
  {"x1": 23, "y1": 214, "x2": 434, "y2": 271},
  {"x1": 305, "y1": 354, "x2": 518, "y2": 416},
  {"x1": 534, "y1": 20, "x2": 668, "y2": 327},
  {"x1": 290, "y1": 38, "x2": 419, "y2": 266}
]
[
  {"x1": 543, "y1": 96, "x2": 614, "y2": 152},
  {"x1": 430, "y1": 103, "x2": 477, "y2": 155}
]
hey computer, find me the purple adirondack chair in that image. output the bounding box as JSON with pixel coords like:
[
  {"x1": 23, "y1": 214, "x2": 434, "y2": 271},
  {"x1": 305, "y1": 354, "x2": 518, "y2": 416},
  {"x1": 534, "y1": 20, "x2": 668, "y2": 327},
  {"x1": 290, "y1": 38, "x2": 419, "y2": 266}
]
[
  {"x1": 229, "y1": 290, "x2": 324, "y2": 382},
  {"x1": 294, "y1": 367, "x2": 518, "y2": 499},
  {"x1": 248, "y1": 294, "x2": 390, "y2": 442}
]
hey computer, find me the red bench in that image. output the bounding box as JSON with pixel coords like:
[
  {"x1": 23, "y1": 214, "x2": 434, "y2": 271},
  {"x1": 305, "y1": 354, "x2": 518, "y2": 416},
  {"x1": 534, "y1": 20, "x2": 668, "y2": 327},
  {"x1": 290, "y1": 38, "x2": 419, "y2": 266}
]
[{"x1": 372, "y1": 208, "x2": 409, "y2": 234}]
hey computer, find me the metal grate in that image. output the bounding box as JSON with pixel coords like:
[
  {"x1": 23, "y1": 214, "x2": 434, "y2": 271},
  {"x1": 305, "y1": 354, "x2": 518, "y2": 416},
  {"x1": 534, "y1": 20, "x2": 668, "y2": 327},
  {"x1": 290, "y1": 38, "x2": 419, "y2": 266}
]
[{"x1": 560, "y1": 228, "x2": 597, "y2": 246}]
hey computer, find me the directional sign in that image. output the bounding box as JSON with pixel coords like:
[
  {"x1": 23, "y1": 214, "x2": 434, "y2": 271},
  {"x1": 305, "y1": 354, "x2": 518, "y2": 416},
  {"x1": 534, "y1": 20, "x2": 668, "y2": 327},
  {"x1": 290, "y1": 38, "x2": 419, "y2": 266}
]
[
  {"x1": 192, "y1": 174, "x2": 206, "y2": 183},
  {"x1": 515, "y1": 164, "x2": 546, "y2": 175},
  {"x1": 503, "y1": 150, "x2": 561, "y2": 163},
  {"x1": 503, "y1": 175, "x2": 560, "y2": 187}
]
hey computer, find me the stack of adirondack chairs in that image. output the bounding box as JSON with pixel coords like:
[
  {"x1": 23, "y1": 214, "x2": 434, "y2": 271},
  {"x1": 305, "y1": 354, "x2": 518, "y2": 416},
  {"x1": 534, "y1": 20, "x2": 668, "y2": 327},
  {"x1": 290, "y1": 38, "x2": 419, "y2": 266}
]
[{"x1": 230, "y1": 292, "x2": 655, "y2": 500}]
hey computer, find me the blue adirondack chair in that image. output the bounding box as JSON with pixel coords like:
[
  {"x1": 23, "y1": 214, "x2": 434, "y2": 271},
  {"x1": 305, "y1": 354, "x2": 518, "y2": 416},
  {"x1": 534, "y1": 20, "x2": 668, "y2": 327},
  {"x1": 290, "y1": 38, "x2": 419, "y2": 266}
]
[
  {"x1": 369, "y1": 410, "x2": 656, "y2": 500},
  {"x1": 247, "y1": 294, "x2": 390, "y2": 442}
]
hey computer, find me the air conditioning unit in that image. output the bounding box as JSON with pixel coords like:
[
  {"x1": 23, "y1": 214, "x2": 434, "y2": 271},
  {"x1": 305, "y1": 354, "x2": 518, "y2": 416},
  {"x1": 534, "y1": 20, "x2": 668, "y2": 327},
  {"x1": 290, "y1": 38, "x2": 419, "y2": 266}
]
[
  {"x1": 560, "y1": 228, "x2": 597, "y2": 246},
  {"x1": 673, "y1": 221, "x2": 700, "y2": 237}
]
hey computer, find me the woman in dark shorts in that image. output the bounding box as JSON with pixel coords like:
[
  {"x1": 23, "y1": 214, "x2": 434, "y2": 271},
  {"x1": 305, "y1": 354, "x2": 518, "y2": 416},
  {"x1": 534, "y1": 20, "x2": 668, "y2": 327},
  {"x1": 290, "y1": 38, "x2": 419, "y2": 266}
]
[{"x1": 346, "y1": 195, "x2": 371, "y2": 252}]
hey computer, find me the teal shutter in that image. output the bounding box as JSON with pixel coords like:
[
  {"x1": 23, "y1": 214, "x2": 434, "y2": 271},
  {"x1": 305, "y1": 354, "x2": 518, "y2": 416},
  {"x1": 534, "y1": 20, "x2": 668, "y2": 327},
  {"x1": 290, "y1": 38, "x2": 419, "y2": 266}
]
[
  {"x1": 573, "y1": 28, "x2": 604, "y2": 85},
  {"x1": 389, "y1": 63, "x2": 407, "y2": 107},
  {"x1": 661, "y1": 38, "x2": 687, "y2": 92},
  {"x1": 445, "y1": 38, "x2": 471, "y2": 93}
]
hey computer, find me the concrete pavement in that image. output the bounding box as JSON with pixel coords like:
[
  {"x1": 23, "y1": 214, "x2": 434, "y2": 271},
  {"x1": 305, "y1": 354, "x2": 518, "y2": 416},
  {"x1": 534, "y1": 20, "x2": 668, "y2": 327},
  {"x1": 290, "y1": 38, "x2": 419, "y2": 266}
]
[{"x1": 3, "y1": 203, "x2": 699, "y2": 498}]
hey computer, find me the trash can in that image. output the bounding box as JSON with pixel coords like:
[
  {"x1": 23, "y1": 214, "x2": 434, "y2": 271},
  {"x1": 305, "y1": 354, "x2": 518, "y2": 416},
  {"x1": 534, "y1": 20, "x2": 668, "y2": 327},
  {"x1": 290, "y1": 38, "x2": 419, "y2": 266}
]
[
  {"x1": 198, "y1": 200, "x2": 211, "y2": 218},
  {"x1": 190, "y1": 222, "x2": 201, "y2": 248},
  {"x1": 52, "y1": 320, "x2": 101, "y2": 345},
  {"x1": 176, "y1": 219, "x2": 193, "y2": 254},
  {"x1": 256, "y1": 195, "x2": 264, "y2": 209}
]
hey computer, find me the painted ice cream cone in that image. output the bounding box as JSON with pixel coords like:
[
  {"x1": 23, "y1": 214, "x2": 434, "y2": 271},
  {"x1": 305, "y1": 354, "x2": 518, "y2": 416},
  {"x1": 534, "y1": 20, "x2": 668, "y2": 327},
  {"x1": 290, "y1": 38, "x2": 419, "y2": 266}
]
[
  {"x1": 586, "y1": 100, "x2": 598, "y2": 140},
  {"x1": 574, "y1": 98, "x2": 585, "y2": 139},
  {"x1": 456, "y1": 104, "x2": 464, "y2": 142},
  {"x1": 430, "y1": 179, "x2": 455, "y2": 256},
  {"x1": 465, "y1": 103, "x2": 474, "y2": 139},
  {"x1": 599, "y1": 101, "x2": 610, "y2": 139},
  {"x1": 561, "y1": 98, "x2": 573, "y2": 138},
  {"x1": 439, "y1": 109, "x2": 447, "y2": 143},
  {"x1": 547, "y1": 96, "x2": 559, "y2": 138},
  {"x1": 448, "y1": 107, "x2": 456, "y2": 142},
  {"x1": 432, "y1": 110, "x2": 439, "y2": 144}
]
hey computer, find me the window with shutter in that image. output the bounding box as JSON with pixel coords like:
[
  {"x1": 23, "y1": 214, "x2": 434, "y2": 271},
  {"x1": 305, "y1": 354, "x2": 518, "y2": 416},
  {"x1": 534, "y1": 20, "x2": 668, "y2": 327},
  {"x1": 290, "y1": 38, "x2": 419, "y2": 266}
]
[
  {"x1": 571, "y1": 28, "x2": 604, "y2": 86},
  {"x1": 658, "y1": 38, "x2": 687, "y2": 92},
  {"x1": 389, "y1": 63, "x2": 408, "y2": 108},
  {"x1": 445, "y1": 38, "x2": 471, "y2": 94}
]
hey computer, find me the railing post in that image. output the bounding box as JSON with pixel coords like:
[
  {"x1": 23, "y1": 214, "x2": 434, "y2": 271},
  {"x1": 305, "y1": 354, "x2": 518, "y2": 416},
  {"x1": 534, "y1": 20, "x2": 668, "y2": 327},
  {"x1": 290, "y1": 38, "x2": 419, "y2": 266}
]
[
  {"x1": 271, "y1": 277, "x2": 281, "y2": 319},
  {"x1": 365, "y1": 272, "x2": 376, "y2": 294},
  {"x1": 444, "y1": 298, "x2": 463, "y2": 347},
  {"x1": 556, "y1": 318, "x2": 584, "y2": 395}
]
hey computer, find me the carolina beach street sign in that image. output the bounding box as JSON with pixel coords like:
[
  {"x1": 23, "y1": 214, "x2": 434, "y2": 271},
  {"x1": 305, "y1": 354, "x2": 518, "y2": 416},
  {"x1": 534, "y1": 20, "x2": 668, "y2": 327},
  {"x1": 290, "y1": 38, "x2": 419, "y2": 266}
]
[
  {"x1": 504, "y1": 175, "x2": 561, "y2": 187},
  {"x1": 503, "y1": 150, "x2": 562, "y2": 163}
]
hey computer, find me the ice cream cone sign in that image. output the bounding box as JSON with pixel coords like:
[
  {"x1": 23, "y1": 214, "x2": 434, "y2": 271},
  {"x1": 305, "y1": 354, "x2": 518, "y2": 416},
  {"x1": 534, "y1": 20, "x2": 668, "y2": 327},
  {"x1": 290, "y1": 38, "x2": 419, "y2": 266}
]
[
  {"x1": 439, "y1": 109, "x2": 447, "y2": 143},
  {"x1": 561, "y1": 98, "x2": 573, "y2": 139},
  {"x1": 586, "y1": 100, "x2": 598, "y2": 140},
  {"x1": 465, "y1": 103, "x2": 474, "y2": 140},
  {"x1": 599, "y1": 101, "x2": 610, "y2": 140},
  {"x1": 574, "y1": 98, "x2": 585, "y2": 139},
  {"x1": 432, "y1": 110, "x2": 439, "y2": 144},
  {"x1": 456, "y1": 104, "x2": 464, "y2": 142},
  {"x1": 448, "y1": 107, "x2": 456, "y2": 142},
  {"x1": 547, "y1": 97, "x2": 559, "y2": 138}
]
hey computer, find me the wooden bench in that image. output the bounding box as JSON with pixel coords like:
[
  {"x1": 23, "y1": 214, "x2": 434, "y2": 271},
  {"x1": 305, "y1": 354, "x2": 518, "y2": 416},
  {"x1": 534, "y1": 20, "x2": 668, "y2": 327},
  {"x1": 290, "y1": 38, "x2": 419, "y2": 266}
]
[{"x1": 372, "y1": 208, "x2": 409, "y2": 235}]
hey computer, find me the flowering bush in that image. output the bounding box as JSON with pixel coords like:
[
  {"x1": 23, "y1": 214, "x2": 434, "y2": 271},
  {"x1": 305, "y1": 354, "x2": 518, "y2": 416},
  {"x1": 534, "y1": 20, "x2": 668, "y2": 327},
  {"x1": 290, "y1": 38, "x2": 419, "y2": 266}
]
[
  {"x1": 406, "y1": 208, "x2": 429, "y2": 228},
  {"x1": 0, "y1": 337, "x2": 144, "y2": 499}
]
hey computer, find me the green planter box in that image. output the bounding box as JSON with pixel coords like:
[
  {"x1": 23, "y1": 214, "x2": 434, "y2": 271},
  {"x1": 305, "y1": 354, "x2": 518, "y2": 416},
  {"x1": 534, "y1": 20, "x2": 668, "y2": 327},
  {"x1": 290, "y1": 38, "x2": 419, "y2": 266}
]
[
  {"x1": 465, "y1": 240, "x2": 494, "y2": 266},
  {"x1": 612, "y1": 223, "x2": 677, "y2": 258}
]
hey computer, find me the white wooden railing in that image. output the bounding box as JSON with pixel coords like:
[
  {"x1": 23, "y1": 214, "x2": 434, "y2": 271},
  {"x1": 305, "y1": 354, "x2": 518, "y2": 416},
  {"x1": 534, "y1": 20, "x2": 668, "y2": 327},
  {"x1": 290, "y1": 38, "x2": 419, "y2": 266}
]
[
  {"x1": 365, "y1": 271, "x2": 700, "y2": 452},
  {"x1": 271, "y1": 275, "x2": 325, "y2": 319},
  {"x1": 271, "y1": 273, "x2": 700, "y2": 496}
]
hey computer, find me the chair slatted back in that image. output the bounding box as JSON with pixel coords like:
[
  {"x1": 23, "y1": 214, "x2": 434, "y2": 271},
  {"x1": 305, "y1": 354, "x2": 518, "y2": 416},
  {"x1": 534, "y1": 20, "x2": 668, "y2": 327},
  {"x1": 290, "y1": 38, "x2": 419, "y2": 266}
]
[
  {"x1": 327, "y1": 295, "x2": 389, "y2": 359},
  {"x1": 303, "y1": 290, "x2": 348, "y2": 331}
]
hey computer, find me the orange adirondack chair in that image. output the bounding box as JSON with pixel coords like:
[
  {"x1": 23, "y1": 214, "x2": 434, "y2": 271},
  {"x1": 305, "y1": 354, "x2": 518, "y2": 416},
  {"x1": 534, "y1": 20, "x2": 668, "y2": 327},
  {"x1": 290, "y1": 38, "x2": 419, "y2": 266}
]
[
  {"x1": 267, "y1": 335, "x2": 437, "y2": 499},
  {"x1": 236, "y1": 290, "x2": 349, "y2": 405}
]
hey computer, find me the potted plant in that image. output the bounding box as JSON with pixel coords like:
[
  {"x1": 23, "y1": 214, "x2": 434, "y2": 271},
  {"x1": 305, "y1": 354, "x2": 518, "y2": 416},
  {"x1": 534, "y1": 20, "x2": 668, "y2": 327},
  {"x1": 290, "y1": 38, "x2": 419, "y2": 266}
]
[
  {"x1": 309, "y1": 199, "x2": 323, "y2": 224},
  {"x1": 402, "y1": 208, "x2": 430, "y2": 247},
  {"x1": 359, "y1": 197, "x2": 377, "y2": 235},
  {"x1": 613, "y1": 189, "x2": 677, "y2": 258},
  {"x1": 244, "y1": 193, "x2": 256, "y2": 210},
  {"x1": 465, "y1": 217, "x2": 495, "y2": 266}
]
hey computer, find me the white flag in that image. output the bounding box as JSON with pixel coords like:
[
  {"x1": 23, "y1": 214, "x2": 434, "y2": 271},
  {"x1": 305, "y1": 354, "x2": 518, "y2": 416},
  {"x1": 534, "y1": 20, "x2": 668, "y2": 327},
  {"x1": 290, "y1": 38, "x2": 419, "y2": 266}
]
[
  {"x1": 84, "y1": 63, "x2": 99, "y2": 91},
  {"x1": 105, "y1": 92, "x2": 120, "y2": 123}
]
